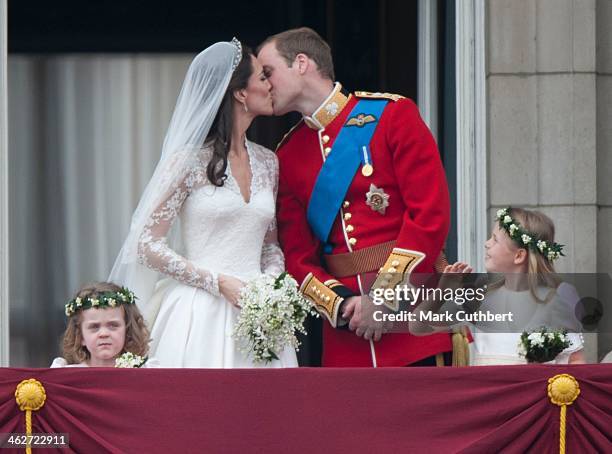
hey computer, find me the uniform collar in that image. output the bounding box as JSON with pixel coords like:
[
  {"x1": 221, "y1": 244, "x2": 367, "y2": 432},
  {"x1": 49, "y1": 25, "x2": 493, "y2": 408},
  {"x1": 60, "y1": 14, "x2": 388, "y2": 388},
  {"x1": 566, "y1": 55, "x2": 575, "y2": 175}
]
[{"x1": 303, "y1": 82, "x2": 350, "y2": 130}]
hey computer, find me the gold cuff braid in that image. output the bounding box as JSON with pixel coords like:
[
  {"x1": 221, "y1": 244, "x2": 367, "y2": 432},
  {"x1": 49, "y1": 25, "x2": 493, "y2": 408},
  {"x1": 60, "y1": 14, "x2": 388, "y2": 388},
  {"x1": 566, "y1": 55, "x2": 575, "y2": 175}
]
[
  {"x1": 300, "y1": 273, "x2": 344, "y2": 327},
  {"x1": 370, "y1": 248, "x2": 425, "y2": 311}
]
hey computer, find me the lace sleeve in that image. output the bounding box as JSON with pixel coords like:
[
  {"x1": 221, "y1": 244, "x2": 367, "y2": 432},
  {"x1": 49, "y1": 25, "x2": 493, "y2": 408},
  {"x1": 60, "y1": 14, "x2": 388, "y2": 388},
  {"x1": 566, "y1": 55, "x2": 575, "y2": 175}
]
[
  {"x1": 261, "y1": 151, "x2": 285, "y2": 276},
  {"x1": 137, "y1": 164, "x2": 220, "y2": 296}
]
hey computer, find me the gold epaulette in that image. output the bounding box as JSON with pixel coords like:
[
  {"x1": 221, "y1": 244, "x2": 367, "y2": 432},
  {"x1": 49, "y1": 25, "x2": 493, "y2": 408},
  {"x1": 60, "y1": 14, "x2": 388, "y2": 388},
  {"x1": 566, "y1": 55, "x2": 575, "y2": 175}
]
[
  {"x1": 299, "y1": 273, "x2": 345, "y2": 328},
  {"x1": 369, "y1": 248, "x2": 425, "y2": 311},
  {"x1": 275, "y1": 119, "x2": 304, "y2": 152},
  {"x1": 354, "y1": 91, "x2": 405, "y2": 102}
]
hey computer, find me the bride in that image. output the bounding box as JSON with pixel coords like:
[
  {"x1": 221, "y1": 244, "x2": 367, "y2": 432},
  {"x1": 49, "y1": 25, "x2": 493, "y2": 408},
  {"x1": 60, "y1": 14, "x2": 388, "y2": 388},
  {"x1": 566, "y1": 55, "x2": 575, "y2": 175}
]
[{"x1": 110, "y1": 38, "x2": 297, "y2": 368}]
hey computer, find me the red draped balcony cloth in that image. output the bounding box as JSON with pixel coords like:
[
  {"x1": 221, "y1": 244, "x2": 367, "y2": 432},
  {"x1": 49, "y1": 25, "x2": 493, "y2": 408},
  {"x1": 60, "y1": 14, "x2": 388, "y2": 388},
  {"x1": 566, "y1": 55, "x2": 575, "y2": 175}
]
[{"x1": 1, "y1": 365, "x2": 611, "y2": 453}]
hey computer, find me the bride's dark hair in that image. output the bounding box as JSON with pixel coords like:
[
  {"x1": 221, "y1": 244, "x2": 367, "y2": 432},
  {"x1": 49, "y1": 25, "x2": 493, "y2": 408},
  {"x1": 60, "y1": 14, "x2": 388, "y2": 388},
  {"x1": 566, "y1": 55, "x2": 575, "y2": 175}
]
[{"x1": 205, "y1": 45, "x2": 254, "y2": 186}]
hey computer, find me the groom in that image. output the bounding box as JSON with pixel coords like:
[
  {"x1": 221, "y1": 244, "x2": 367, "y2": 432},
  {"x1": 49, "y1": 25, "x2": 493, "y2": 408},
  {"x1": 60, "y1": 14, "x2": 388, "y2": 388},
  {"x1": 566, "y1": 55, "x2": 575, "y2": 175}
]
[{"x1": 258, "y1": 27, "x2": 453, "y2": 367}]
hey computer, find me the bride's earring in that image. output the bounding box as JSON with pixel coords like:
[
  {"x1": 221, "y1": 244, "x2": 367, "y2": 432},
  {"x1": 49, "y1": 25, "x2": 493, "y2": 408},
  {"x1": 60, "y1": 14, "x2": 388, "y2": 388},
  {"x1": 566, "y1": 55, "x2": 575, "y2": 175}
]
[{"x1": 243, "y1": 102, "x2": 248, "y2": 113}]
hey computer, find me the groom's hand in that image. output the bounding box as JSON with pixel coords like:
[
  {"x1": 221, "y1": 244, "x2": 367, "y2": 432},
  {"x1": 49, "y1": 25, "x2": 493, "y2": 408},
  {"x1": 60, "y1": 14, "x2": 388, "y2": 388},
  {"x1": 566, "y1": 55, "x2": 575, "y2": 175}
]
[{"x1": 347, "y1": 295, "x2": 392, "y2": 342}]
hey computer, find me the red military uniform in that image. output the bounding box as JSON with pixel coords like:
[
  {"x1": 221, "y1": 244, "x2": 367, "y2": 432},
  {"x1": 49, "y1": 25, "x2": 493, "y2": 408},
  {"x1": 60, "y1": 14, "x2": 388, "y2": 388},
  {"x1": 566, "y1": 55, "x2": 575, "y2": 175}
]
[{"x1": 276, "y1": 83, "x2": 452, "y2": 366}]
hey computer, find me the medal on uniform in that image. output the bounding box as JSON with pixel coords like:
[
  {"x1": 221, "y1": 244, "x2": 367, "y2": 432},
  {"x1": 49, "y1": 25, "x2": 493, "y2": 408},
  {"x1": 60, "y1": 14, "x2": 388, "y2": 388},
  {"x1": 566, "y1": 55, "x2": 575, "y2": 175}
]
[
  {"x1": 360, "y1": 145, "x2": 374, "y2": 177},
  {"x1": 365, "y1": 184, "x2": 390, "y2": 215}
]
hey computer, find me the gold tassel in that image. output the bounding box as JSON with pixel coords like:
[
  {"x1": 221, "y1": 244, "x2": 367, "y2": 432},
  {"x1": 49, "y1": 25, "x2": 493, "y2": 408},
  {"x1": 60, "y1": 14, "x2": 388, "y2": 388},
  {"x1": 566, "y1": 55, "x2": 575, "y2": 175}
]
[
  {"x1": 451, "y1": 327, "x2": 470, "y2": 366},
  {"x1": 548, "y1": 374, "x2": 580, "y2": 454},
  {"x1": 15, "y1": 379, "x2": 47, "y2": 454}
]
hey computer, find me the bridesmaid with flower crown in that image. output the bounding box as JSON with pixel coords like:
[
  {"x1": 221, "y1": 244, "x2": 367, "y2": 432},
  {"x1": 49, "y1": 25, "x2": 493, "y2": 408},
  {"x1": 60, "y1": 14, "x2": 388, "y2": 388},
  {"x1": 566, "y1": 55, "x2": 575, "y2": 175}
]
[
  {"x1": 51, "y1": 282, "x2": 159, "y2": 368},
  {"x1": 412, "y1": 207, "x2": 586, "y2": 365}
]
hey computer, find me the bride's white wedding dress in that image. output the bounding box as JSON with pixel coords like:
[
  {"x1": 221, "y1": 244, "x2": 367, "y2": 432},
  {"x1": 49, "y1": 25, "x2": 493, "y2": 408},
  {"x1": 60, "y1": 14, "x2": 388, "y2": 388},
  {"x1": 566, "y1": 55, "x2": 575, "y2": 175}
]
[{"x1": 138, "y1": 140, "x2": 297, "y2": 368}]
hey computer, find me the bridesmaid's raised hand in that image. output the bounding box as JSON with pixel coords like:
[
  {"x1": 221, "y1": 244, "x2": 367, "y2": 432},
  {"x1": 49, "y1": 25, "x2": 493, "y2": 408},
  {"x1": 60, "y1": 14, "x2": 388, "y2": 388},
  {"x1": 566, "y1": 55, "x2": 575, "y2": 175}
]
[
  {"x1": 440, "y1": 262, "x2": 473, "y2": 291},
  {"x1": 443, "y1": 262, "x2": 473, "y2": 274}
]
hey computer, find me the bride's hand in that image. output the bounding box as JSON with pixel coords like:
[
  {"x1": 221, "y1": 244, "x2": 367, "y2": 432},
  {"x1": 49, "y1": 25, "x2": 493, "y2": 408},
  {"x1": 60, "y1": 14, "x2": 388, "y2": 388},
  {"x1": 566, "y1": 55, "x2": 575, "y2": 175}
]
[{"x1": 218, "y1": 274, "x2": 245, "y2": 308}]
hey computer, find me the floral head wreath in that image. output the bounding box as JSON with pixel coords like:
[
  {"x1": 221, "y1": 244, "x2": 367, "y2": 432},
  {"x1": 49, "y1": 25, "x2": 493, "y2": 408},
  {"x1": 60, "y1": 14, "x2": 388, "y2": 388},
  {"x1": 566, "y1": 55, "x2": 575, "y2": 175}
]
[
  {"x1": 496, "y1": 207, "x2": 565, "y2": 262},
  {"x1": 65, "y1": 287, "x2": 137, "y2": 317},
  {"x1": 230, "y1": 37, "x2": 242, "y2": 72}
]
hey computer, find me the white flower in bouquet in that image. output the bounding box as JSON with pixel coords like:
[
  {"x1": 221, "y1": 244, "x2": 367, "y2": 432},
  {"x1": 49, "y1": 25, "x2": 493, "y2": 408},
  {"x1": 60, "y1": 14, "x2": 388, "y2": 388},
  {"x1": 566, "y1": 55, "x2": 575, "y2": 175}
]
[
  {"x1": 519, "y1": 327, "x2": 570, "y2": 363},
  {"x1": 527, "y1": 332, "x2": 545, "y2": 347},
  {"x1": 115, "y1": 352, "x2": 147, "y2": 368},
  {"x1": 233, "y1": 272, "x2": 318, "y2": 363}
]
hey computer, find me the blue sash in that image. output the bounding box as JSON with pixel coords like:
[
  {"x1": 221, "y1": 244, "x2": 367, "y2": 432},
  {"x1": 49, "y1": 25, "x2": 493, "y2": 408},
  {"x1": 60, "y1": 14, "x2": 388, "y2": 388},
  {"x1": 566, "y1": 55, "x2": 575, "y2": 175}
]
[{"x1": 307, "y1": 99, "x2": 387, "y2": 248}]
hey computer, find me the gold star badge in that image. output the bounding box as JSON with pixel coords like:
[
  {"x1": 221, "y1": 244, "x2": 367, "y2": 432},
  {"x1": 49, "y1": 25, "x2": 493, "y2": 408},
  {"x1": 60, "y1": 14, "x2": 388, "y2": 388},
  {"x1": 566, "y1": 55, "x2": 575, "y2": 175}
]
[{"x1": 365, "y1": 184, "x2": 390, "y2": 215}]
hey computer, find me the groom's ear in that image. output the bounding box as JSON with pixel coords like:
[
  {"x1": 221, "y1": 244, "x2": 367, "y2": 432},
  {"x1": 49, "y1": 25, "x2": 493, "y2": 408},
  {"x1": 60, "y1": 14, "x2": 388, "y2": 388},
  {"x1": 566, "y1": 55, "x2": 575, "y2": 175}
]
[{"x1": 294, "y1": 53, "x2": 309, "y2": 75}]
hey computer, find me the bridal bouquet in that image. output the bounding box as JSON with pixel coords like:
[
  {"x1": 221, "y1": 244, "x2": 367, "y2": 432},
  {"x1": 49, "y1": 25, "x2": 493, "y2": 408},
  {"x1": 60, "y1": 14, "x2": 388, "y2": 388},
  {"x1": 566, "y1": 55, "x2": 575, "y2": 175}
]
[
  {"x1": 115, "y1": 352, "x2": 147, "y2": 368},
  {"x1": 233, "y1": 272, "x2": 318, "y2": 363},
  {"x1": 518, "y1": 327, "x2": 570, "y2": 363}
]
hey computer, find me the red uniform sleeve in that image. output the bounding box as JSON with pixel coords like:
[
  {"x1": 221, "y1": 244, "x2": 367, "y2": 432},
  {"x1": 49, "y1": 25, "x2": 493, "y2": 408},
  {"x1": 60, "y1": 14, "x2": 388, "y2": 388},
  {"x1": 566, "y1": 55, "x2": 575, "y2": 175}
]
[{"x1": 387, "y1": 99, "x2": 450, "y2": 273}]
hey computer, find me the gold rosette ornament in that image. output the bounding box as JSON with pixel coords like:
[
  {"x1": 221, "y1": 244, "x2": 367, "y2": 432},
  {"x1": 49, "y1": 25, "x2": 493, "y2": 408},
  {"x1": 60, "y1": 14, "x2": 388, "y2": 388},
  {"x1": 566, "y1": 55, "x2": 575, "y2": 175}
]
[
  {"x1": 15, "y1": 379, "x2": 47, "y2": 454},
  {"x1": 547, "y1": 374, "x2": 580, "y2": 454}
]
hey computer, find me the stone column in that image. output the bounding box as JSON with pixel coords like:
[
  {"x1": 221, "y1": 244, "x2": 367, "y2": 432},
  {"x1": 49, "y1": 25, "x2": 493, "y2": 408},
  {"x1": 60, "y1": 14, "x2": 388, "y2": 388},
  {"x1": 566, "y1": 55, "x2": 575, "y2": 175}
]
[
  {"x1": 487, "y1": 0, "x2": 598, "y2": 360},
  {"x1": 596, "y1": 0, "x2": 612, "y2": 359},
  {"x1": 0, "y1": 0, "x2": 9, "y2": 366}
]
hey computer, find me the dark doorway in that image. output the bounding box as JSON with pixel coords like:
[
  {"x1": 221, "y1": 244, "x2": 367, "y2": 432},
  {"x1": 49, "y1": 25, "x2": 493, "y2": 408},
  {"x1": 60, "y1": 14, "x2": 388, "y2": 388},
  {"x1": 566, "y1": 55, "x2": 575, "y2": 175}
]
[{"x1": 9, "y1": 0, "x2": 419, "y2": 152}]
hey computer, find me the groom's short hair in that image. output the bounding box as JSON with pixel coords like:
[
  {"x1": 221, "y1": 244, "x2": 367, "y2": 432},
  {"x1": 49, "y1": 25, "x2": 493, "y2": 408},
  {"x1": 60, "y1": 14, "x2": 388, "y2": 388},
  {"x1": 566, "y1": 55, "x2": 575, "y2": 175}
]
[{"x1": 259, "y1": 27, "x2": 335, "y2": 81}]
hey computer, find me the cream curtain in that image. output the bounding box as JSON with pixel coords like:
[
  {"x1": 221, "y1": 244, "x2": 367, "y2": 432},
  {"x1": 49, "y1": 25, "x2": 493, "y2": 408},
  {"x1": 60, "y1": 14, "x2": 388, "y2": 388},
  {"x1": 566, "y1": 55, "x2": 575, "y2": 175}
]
[{"x1": 8, "y1": 54, "x2": 194, "y2": 365}]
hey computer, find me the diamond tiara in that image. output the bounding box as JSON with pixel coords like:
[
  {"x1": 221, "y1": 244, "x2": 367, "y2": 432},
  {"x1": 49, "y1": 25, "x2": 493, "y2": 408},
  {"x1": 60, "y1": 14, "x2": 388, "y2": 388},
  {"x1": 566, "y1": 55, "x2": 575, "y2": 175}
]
[{"x1": 231, "y1": 37, "x2": 242, "y2": 71}]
